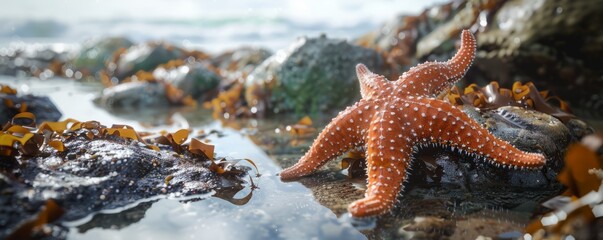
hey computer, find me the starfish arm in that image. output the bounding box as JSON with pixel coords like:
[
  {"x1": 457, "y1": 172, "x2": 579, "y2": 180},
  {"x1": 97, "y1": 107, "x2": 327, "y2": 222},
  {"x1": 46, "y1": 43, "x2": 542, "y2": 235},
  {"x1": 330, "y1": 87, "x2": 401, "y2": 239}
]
[
  {"x1": 348, "y1": 106, "x2": 411, "y2": 217},
  {"x1": 397, "y1": 30, "x2": 476, "y2": 97},
  {"x1": 280, "y1": 103, "x2": 370, "y2": 180},
  {"x1": 410, "y1": 98, "x2": 546, "y2": 168},
  {"x1": 356, "y1": 63, "x2": 390, "y2": 100},
  {"x1": 445, "y1": 30, "x2": 476, "y2": 82}
]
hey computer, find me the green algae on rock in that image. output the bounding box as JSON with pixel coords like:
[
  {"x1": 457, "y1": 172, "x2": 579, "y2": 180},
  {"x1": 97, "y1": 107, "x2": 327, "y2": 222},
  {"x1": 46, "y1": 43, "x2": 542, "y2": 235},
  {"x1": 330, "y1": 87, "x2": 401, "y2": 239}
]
[
  {"x1": 71, "y1": 37, "x2": 134, "y2": 76},
  {"x1": 245, "y1": 34, "x2": 384, "y2": 115},
  {"x1": 111, "y1": 42, "x2": 185, "y2": 79}
]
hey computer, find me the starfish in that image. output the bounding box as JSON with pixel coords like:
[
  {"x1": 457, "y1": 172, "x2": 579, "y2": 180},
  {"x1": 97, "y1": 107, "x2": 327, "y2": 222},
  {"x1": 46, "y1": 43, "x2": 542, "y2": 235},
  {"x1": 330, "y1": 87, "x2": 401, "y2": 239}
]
[{"x1": 279, "y1": 30, "x2": 546, "y2": 218}]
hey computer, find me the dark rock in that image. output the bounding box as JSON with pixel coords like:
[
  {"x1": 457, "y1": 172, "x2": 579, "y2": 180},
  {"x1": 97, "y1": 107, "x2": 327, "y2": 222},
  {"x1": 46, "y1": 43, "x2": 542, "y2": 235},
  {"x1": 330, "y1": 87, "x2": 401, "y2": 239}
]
[
  {"x1": 473, "y1": 0, "x2": 603, "y2": 113},
  {"x1": 0, "y1": 90, "x2": 62, "y2": 125},
  {"x1": 411, "y1": 106, "x2": 570, "y2": 189},
  {"x1": 245, "y1": 34, "x2": 385, "y2": 115},
  {"x1": 0, "y1": 133, "x2": 248, "y2": 239}
]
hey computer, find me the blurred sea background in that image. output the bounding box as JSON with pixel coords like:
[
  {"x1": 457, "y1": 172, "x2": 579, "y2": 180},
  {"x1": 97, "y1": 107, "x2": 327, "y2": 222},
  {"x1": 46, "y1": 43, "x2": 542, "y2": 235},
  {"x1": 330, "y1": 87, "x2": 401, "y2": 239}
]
[{"x1": 0, "y1": 0, "x2": 447, "y2": 53}]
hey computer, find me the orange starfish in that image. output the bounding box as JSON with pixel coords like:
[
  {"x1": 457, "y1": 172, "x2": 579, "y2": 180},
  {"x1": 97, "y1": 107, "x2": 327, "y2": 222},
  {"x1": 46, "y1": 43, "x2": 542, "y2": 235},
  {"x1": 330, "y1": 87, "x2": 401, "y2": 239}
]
[{"x1": 279, "y1": 30, "x2": 546, "y2": 218}]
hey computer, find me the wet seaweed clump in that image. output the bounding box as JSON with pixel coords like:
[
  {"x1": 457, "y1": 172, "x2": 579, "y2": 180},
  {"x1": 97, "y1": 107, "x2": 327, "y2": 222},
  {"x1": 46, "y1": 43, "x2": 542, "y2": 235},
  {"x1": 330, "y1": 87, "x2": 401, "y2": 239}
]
[
  {"x1": 446, "y1": 81, "x2": 575, "y2": 123},
  {"x1": 0, "y1": 112, "x2": 258, "y2": 239}
]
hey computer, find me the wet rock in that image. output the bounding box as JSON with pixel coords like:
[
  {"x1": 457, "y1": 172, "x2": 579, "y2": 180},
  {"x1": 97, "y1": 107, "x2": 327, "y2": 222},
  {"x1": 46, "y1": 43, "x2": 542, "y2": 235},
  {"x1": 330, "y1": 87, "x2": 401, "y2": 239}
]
[
  {"x1": 95, "y1": 81, "x2": 169, "y2": 110},
  {"x1": 413, "y1": 106, "x2": 570, "y2": 189},
  {"x1": 358, "y1": 0, "x2": 603, "y2": 113},
  {"x1": 474, "y1": 0, "x2": 603, "y2": 113},
  {"x1": 111, "y1": 42, "x2": 184, "y2": 79},
  {"x1": 245, "y1": 34, "x2": 385, "y2": 114},
  {"x1": 211, "y1": 47, "x2": 272, "y2": 74},
  {"x1": 0, "y1": 133, "x2": 248, "y2": 239},
  {"x1": 483, "y1": 106, "x2": 570, "y2": 160},
  {"x1": 355, "y1": 0, "x2": 479, "y2": 76},
  {"x1": 0, "y1": 87, "x2": 62, "y2": 124},
  {"x1": 152, "y1": 61, "x2": 221, "y2": 100},
  {"x1": 71, "y1": 37, "x2": 133, "y2": 75},
  {"x1": 96, "y1": 60, "x2": 221, "y2": 111},
  {"x1": 0, "y1": 45, "x2": 70, "y2": 78}
]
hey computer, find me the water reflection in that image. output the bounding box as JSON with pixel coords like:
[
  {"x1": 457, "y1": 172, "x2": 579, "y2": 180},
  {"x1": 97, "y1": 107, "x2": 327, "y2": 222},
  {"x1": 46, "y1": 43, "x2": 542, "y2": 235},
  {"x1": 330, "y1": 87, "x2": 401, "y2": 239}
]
[
  {"x1": 1, "y1": 77, "x2": 366, "y2": 239},
  {"x1": 2, "y1": 76, "x2": 575, "y2": 239},
  {"x1": 67, "y1": 129, "x2": 365, "y2": 240}
]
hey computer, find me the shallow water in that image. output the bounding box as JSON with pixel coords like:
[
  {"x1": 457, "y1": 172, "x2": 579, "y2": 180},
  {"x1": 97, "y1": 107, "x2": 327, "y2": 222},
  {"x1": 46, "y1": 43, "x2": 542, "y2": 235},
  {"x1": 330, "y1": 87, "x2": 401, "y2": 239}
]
[
  {"x1": 4, "y1": 76, "x2": 593, "y2": 239},
  {"x1": 1, "y1": 76, "x2": 368, "y2": 239}
]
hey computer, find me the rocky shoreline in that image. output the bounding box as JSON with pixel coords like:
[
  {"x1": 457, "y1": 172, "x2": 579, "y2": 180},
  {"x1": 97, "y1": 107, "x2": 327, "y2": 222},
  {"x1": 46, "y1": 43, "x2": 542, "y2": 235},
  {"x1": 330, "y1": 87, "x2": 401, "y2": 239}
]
[{"x1": 1, "y1": 0, "x2": 602, "y2": 239}]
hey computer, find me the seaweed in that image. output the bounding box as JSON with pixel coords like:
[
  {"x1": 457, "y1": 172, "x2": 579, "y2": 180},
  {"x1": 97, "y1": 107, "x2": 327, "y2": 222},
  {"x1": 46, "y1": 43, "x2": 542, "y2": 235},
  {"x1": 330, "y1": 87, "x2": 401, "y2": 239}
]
[
  {"x1": 445, "y1": 81, "x2": 575, "y2": 123},
  {"x1": 525, "y1": 132, "x2": 603, "y2": 239},
  {"x1": 1, "y1": 112, "x2": 259, "y2": 177}
]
